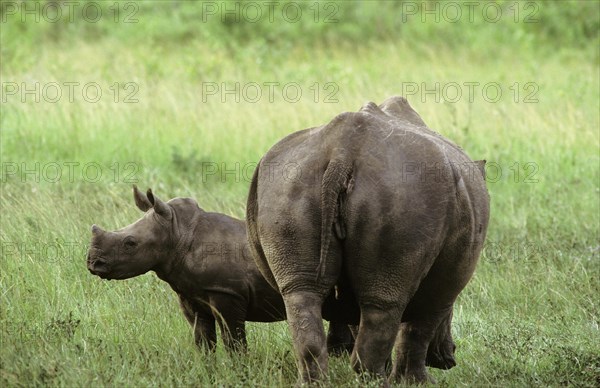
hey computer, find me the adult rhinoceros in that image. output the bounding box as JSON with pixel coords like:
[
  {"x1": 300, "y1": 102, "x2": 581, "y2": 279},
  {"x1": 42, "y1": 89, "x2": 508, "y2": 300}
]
[{"x1": 246, "y1": 96, "x2": 489, "y2": 384}]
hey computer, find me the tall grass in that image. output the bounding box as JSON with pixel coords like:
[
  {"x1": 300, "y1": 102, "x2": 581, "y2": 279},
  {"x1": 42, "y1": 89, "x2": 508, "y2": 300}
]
[{"x1": 1, "y1": 1, "x2": 599, "y2": 386}]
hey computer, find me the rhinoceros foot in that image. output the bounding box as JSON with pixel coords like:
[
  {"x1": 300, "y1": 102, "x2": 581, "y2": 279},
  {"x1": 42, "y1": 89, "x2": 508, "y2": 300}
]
[{"x1": 425, "y1": 336, "x2": 457, "y2": 369}]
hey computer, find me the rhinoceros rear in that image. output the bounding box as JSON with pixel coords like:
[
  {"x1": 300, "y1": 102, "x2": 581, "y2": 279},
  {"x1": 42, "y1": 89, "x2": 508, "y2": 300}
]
[{"x1": 246, "y1": 96, "x2": 489, "y2": 384}]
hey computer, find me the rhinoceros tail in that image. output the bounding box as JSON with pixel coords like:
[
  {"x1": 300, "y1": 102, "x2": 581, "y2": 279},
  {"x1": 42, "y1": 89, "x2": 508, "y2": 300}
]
[{"x1": 316, "y1": 157, "x2": 353, "y2": 283}]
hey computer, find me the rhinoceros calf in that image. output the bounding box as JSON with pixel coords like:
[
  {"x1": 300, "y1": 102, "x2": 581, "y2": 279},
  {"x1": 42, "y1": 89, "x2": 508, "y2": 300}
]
[
  {"x1": 246, "y1": 96, "x2": 490, "y2": 384},
  {"x1": 87, "y1": 186, "x2": 354, "y2": 352}
]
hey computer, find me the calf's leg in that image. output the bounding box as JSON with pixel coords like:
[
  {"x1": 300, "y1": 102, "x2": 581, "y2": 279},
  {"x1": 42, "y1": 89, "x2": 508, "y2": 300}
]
[
  {"x1": 179, "y1": 296, "x2": 217, "y2": 351},
  {"x1": 210, "y1": 294, "x2": 248, "y2": 352}
]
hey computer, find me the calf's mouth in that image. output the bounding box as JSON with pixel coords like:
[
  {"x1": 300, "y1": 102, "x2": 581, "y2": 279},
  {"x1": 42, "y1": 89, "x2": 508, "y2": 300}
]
[{"x1": 87, "y1": 251, "x2": 113, "y2": 279}]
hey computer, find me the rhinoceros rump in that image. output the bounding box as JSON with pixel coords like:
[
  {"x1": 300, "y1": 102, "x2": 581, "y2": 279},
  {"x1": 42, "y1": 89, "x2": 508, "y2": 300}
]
[
  {"x1": 87, "y1": 186, "x2": 354, "y2": 352},
  {"x1": 246, "y1": 96, "x2": 490, "y2": 384}
]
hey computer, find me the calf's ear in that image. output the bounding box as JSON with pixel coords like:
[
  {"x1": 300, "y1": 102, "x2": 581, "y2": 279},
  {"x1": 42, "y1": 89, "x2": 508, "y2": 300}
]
[
  {"x1": 133, "y1": 185, "x2": 153, "y2": 212},
  {"x1": 91, "y1": 224, "x2": 104, "y2": 235},
  {"x1": 146, "y1": 188, "x2": 171, "y2": 219}
]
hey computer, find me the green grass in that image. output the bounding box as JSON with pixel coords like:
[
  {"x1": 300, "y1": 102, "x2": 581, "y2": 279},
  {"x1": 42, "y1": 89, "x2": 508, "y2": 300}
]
[{"x1": 1, "y1": 1, "x2": 599, "y2": 386}]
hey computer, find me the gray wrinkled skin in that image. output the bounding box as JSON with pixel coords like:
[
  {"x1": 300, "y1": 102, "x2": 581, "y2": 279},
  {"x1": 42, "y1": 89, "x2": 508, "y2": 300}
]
[
  {"x1": 246, "y1": 96, "x2": 490, "y2": 384},
  {"x1": 87, "y1": 187, "x2": 354, "y2": 353}
]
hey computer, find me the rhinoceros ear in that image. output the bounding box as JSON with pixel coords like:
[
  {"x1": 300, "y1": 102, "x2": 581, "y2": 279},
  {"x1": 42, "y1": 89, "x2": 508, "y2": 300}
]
[
  {"x1": 378, "y1": 96, "x2": 427, "y2": 127},
  {"x1": 146, "y1": 188, "x2": 171, "y2": 219},
  {"x1": 91, "y1": 224, "x2": 104, "y2": 235},
  {"x1": 133, "y1": 185, "x2": 152, "y2": 212},
  {"x1": 474, "y1": 160, "x2": 486, "y2": 180}
]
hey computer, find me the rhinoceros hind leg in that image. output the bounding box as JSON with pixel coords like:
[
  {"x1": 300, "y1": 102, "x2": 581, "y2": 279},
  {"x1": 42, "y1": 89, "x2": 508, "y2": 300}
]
[
  {"x1": 178, "y1": 296, "x2": 217, "y2": 351},
  {"x1": 351, "y1": 305, "x2": 402, "y2": 380},
  {"x1": 284, "y1": 291, "x2": 328, "y2": 384},
  {"x1": 210, "y1": 294, "x2": 248, "y2": 352}
]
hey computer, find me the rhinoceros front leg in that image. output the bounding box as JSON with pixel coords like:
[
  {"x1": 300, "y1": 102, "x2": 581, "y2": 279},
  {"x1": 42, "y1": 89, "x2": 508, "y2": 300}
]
[
  {"x1": 425, "y1": 309, "x2": 456, "y2": 370},
  {"x1": 392, "y1": 241, "x2": 480, "y2": 383},
  {"x1": 284, "y1": 291, "x2": 328, "y2": 384},
  {"x1": 178, "y1": 295, "x2": 217, "y2": 351},
  {"x1": 326, "y1": 321, "x2": 355, "y2": 356},
  {"x1": 392, "y1": 302, "x2": 454, "y2": 383},
  {"x1": 392, "y1": 320, "x2": 439, "y2": 384}
]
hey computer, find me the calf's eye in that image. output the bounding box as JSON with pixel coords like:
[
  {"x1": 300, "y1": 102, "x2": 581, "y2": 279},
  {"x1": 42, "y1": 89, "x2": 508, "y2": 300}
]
[{"x1": 124, "y1": 238, "x2": 137, "y2": 248}]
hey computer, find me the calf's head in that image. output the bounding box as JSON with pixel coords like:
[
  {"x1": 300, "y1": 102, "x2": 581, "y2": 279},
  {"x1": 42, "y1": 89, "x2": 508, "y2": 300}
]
[{"x1": 87, "y1": 186, "x2": 181, "y2": 280}]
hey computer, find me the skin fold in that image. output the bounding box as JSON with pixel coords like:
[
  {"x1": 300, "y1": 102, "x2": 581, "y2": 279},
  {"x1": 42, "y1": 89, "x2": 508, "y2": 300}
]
[
  {"x1": 87, "y1": 186, "x2": 354, "y2": 353},
  {"x1": 246, "y1": 96, "x2": 490, "y2": 384}
]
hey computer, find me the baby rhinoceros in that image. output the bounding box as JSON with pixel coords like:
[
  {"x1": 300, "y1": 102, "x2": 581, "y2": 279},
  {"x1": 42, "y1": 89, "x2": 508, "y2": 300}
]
[{"x1": 87, "y1": 186, "x2": 354, "y2": 352}]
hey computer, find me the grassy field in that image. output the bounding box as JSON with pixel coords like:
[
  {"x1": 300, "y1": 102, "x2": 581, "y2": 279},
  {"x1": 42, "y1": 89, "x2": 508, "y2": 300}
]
[{"x1": 1, "y1": 1, "x2": 599, "y2": 386}]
